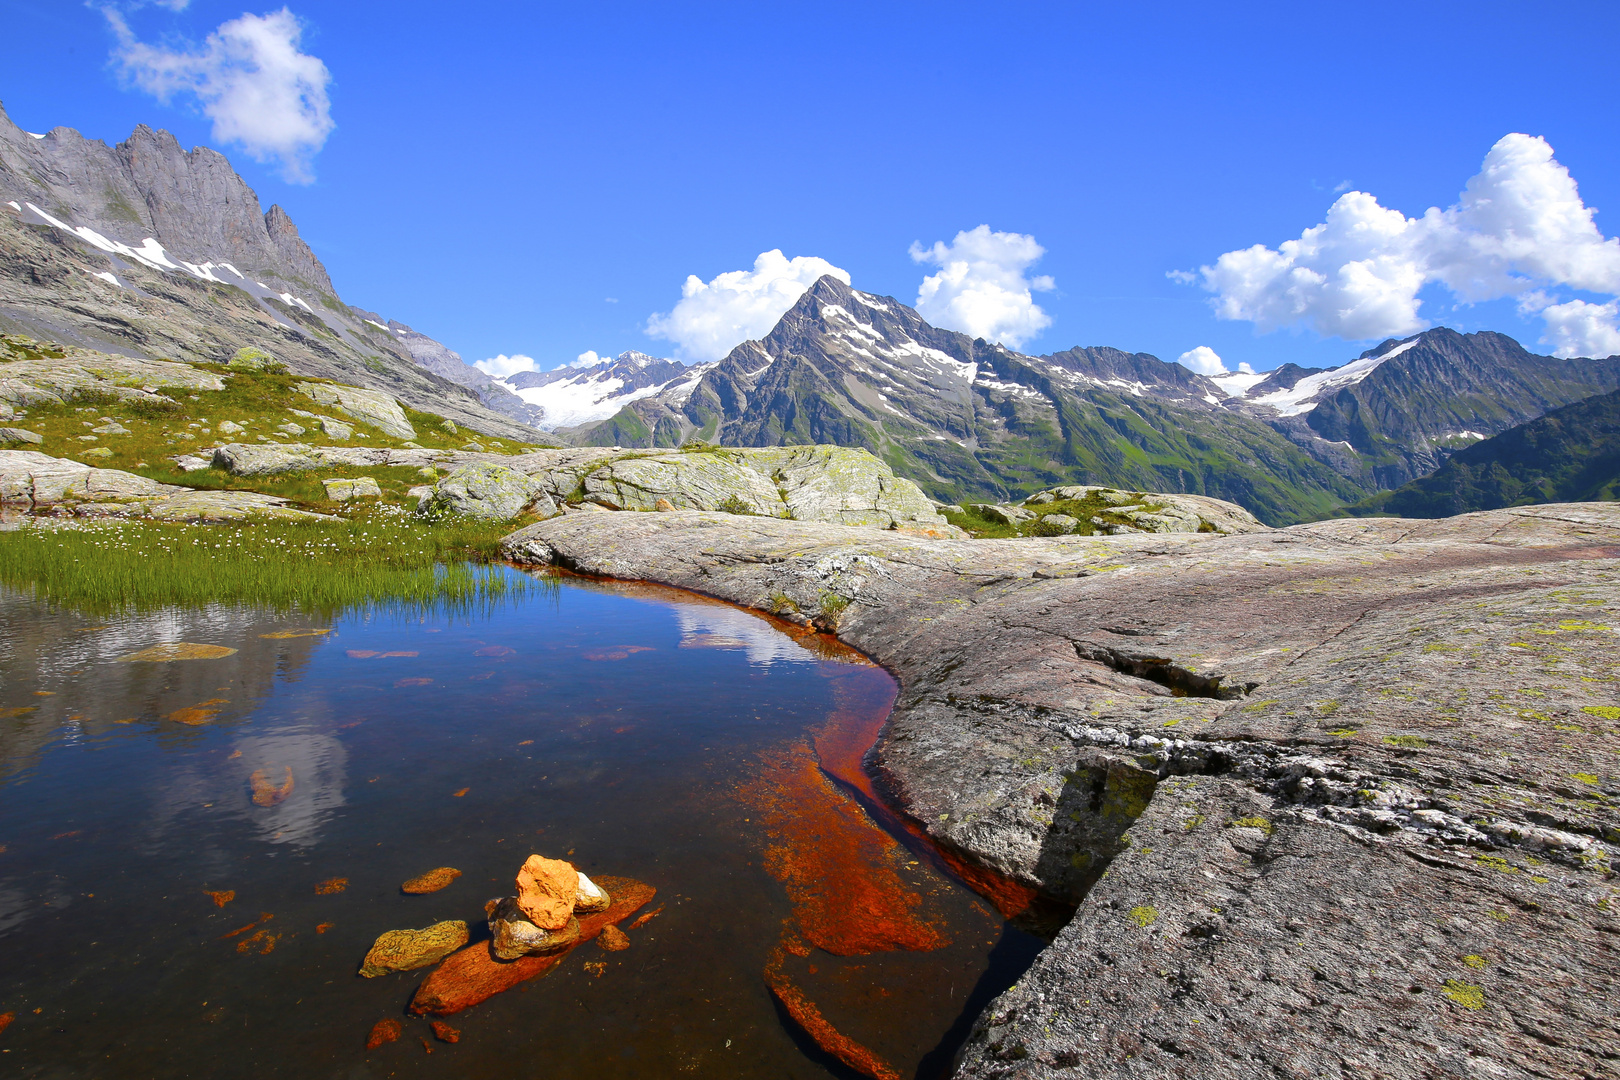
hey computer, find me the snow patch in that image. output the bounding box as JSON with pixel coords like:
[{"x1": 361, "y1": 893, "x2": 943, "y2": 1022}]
[
  {"x1": 25, "y1": 132, "x2": 45, "y2": 140},
  {"x1": 1209, "y1": 369, "x2": 1269, "y2": 398},
  {"x1": 852, "y1": 291, "x2": 891, "y2": 312},
  {"x1": 91, "y1": 271, "x2": 120, "y2": 287},
  {"x1": 1251, "y1": 339, "x2": 1420, "y2": 416}
]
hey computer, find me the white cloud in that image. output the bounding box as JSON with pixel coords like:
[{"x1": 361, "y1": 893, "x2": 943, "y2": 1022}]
[
  {"x1": 1536, "y1": 298, "x2": 1620, "y2": 358},
  {"x1": 647, "y1": 250, "x2": 850, "y2": 362},
  {"x1": 909, "y1": 225, "x2": 1054, "y2": 348},
  {"x1": 475, "y1": 353, "x2": 538, "y2": 379},
  {"x1": 1176, "y1": 346, "x2": 1227, "y2": 375},
  {"x1": 107, "y1": 7, "x2": 334, "y2": 183},
  {"x1": 1187, "y1": 134, "x2": 1620, "y2": 357},
  {"x1": 569, "y1": 350, "x2": 608, "y2": 368}
]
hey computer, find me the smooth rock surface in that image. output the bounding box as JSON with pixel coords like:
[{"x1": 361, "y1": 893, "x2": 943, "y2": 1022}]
[
  {"x1": 295, "y1": 382, "x2": 416, "y2": 440},
  {"x1": 0, "y1": 427, "x2": 42, "y2": 445},
  {"x1": 488, "y1": 899, "x2": 581, "y2": 961},
  {"x1": 500, "y1": 503, "x2": 1620, "y2": 1080},
  {"x1": 321, "y1": 477, "x2": 381, "y2": 501},
  {"x1": 0, "y1": 450, "x2": 322, "y2": 520}
]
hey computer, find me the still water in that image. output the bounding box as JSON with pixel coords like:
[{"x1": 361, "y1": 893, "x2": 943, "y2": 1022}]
[{"x1": 0, "y1": 571, "x2": 1041, "y2": 1078}]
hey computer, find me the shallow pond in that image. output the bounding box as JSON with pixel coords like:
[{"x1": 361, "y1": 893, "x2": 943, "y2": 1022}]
[{"x1": 0, "y1": 571, "x2": 1041, "y2": 1078}]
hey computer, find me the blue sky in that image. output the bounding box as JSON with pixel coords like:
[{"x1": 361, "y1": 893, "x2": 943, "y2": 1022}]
[{"x1": 5, "y1": 1, "x2": 1619, "y2": 375}]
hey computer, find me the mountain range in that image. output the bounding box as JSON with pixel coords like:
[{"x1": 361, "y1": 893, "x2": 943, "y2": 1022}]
[
  {"x1": 549, "y1": 276, "x2": 1619, "y2": 523},
  {"x1": 0, "y1": 102, "x2": 551, "y2": 442},
  {"x1": 4, "y1": 101, "x2": 1617, "y2": 523}
]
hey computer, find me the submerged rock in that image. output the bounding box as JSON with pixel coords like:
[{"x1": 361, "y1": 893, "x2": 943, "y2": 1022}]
[
  {"x1": 488, "y1": 898, "x2": 581, "y2": 961},
  {"x1": 118, "y1": 643, "x2": 238, "y2": 661},
  {"x1": 514, "y1": 854, "x2": 577, "y2": 929},
  {"x1": 429, "y1": 1021, "x2": 460, "y2": 1043},
  {"x1": 597, "y1": 925, "x2": 630, "y2": 952},
  {"x1": 401, "y1": 867, "x2": 462, "y2": 894},
  {"x1": 365, "y1": 1018, "x2": 401, "y2": 1049},
  {"x1": 359, "y1": 920, "x2": 470, "y2": 977}
]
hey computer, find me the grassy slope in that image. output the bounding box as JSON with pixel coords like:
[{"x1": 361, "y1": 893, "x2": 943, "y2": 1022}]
[{"x1": 1342, "y1": 387, "x2": 1620, "y2": 518}]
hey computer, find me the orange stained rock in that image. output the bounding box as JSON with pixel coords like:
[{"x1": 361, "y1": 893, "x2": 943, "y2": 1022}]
[
  {"x1": 402, "y1": 867, "x2": 462, "y2": 894},
  {"x1": 515, "y1": 854, "x2": 576, "y2": 929},
  {"x1": 365, "y1": 1018, "x2": 401, "y2": 1050},
  {"x1": 813, "y1": 693, "x2": 1039, "y2": 921},
  {"x1": 429, "y1": 1021, "x2": 460, "y2": 1043},
  {"x1": 346, "y1": 650, "x2": 378, "y2": 658},
  {"x1": 227, "y1": 749, "x2": 242, "y2": 759},
  {"x1": 474, "y1": 646, "x2": 515, "y2": 657},
  {"x1": 628, "y1": 905, "x2": 663, "y2": 930},
  {"x1": 236, "y1": 928, "x2": 280, "y2": 955},
  {"x1": 395, "y1": 677, "x2": 433, "y2": 687},
  {"x1": 249, "y1": 767, "x2": 294, "y2": 807},
  {"x1": 740, "y1": 740, "x2": 946, "y2": 956},
  {"x1": 410, "y1": 876, "x2": 654, "y2": 1016},
  {"x1": 204, "y1": 889, "x2": 235, "y2": 908},
  {"x1": 0, "y1": 707, "x2": 39, "y2": 718},
  {"x1": 451, "y1": 788, "x2": 469, "y2": 798},
  {"x1": 316, "y1": 922, "x2": 334, "y2": 934},
  {"x1": 260, "y1": 629, "x2": 331, "y2": 639},
  {"x1": 598, "y1": 925, "x2": 630, "y2": 951},
  {"x1": 764, "y1": 946, "x2": 900, "y2": 1080},
  {"x1": 315, "y1": 877, "x2": 348, "y2": 895},
  {"x1": 0, "y1": 1011, "x2": 13, "y2": 1036},
  {"x1": 582, "y1": 960, "x2": 607, "y2": 977}
]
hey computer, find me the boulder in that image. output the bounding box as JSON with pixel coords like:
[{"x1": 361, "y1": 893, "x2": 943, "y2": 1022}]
[
  {"x1": 597, "y1": 925, "x2": 630, "y2": 952},
  {"x1": 488, "y1": 898, "x2": 581, "y2": 960},
  {"x1": 1023, "y1": 485, "x2": 1267, "y2": 535},
  {"x1": 227, "y1": 347, "x2": 285, "y2": 373},
  {"x1": 420, "y1": 463, "x2": 544, "y2": 521},
  {"x1": 320, "y1": 417, "x2": 354, "y2": 440},
  {"x1": 217, "y1": 420, "x2": 245, "y2": 436},
  {"x1": 515, "y1": 854, "x2": 577, "y2": 928},
  {"x1": 0, "y1": 428, "x2": 42, "y2": 446},
  {"x1": 972, "y1": 503, "x2": 1037, "y2": 525},
  {"x1": 1038, "y1": 513, "x2": 1080, "y2": 533},
  {"x1": 580, "y1": 452, "x2": 784, "y2": 515},
  {"x1": 212, "y1": 443, "x2": 323, "y2": 476},
  {"x1": 358, "y1": 920, "x2": 469, "y2": 977},
  {"x1": 91, "y1": 423, "x2": 130, "y2": 435},
  {"x1": 296, "y1": 383, "x2": 416, "y2": 440},
  {"x1": 278, "y1": 423, "x2": 306, "y2": 436},
  {"x1": 172, "y1": 455, "x2": 213, "y2": 472},
  {"x1": 84, "y1": 447, "x2": 113, "y2": 459},
  {"x1": 750, "y1": 445, "x2": 947, "y2": 528},
  {"x1": 322, "y1": 477, "x2": 382, "y2": 501}
]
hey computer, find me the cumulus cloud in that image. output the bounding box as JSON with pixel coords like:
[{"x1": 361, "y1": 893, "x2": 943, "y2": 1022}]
[
  {"x1": 647, "y1": 250, "x2": 850, "y2": 362},
  {"x1": 1186, "y1": 134, "x2": 1620, "y2": 358},
  {"x1": 569, "y1": 350, "x2": 609, "y2": 368},
  {"x1": 1176, "y1": 346, "x2": 1226, "y2": 375},
  {"x1": 909, "y1": 225, "x2": 1054, "y2": 348},
  {"x1": 1536, "y1": 299, "x2": 1620, "y2": 358},
  {"x1": 107, "y1": 7, "x2": 334, "y2": 183},
  {"x1": 475, "y1": 353, "x2": 538, "y2": 379}
]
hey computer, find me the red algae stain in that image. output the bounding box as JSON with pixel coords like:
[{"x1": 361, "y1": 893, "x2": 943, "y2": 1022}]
[
  {"x1": 0, "y1": 1011, "x2": 14, "y2": 1036},
  {"x1": 365, "y1": 1018, "x2": 400, "y2": 1050},
  {"x1": 315, "y1": 877, "x2": 348, "y2": 895},
  {"x1": 764, "y1": 944, "x2": 900, "y2": 1080},
  {"x1": 628, "y1": 905, "x2": 663, "y2": 930},
  {"x1": 249, "y1": 767, "x2": 294, "y2": 807},
  {"x1": 813, "y1": 685, "x2": 1039, "y2": 921},
  {"x1": 740, "y1": 740, "x2": 947, "y2": 957},
  {"x1": 219, "y1": 913, "x2": 273, "y2": 939},
  {"x1": 316, "y1": 922, "x2": 334, "y2": 934},
  {"x1": 410, "y1": 876, "x2": 654, "y2": 1016},
  {"x1": 204, "y1": 889, "x2": 235, "y2": 908},
  {"x1": 235, "y1": 928, "x2": 280, "y2": 955}
]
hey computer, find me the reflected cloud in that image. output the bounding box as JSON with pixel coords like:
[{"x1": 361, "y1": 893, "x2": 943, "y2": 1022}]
[
  {"x1": 229, "y1": 730, "x2": 348, "y2": 847},
  {"x1": 673, "y1": 604, "x2": 819, "y2": 666}
]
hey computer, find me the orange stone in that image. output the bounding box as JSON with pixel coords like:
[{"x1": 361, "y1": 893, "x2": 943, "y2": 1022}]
[
  {"x1": 402, "y1": 867, "x2": 462, "y2": 894},
  {"x1": 429, "y1": 1021, "x2": 460, "y2": 1043},
  {"x1": 514, "y1": 854, "x2": 576, "y2": 929},
  {"x1": 365, "y1": 1018, "x2": 401, "y2": 1050},
  {"x1": 205, "y1": 889, "x2": 235, "y2": 908},
  {"x1": 597, "y1": 925, "x2": 630, "y2": 952},
  {"x1": 409, "y1": 876, "x2": 654, "y2": 1016},
  {"x1": 314, "y1": 877, "x2": 348, "y2": 895}
]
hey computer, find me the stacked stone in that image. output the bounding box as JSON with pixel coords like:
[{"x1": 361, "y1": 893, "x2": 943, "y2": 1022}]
[{"x1": 487, "y1": 854, "x2": 612, "y2": 961}]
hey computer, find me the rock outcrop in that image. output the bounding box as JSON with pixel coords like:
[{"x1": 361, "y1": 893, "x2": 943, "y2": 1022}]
[
  {"x1": 358, "y1": 921, "x2": 470, "y2": 978},
  {"x1": 500, "y1": 503, "x2": 1620, "y2": 1079},
  {"x1": 0, "y1": 450, "x2": 321, "y2": 520},
  {"x1": 295, "y1": 383, "x2": 416, "y2": 440}
]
